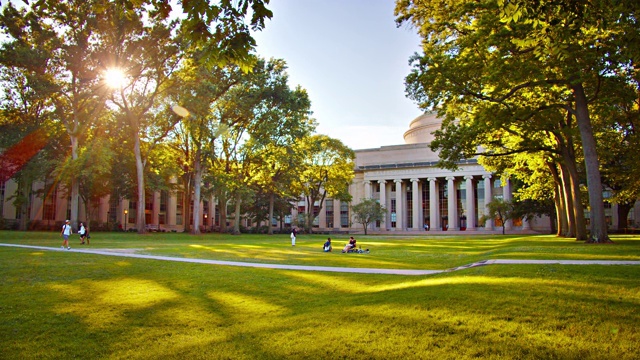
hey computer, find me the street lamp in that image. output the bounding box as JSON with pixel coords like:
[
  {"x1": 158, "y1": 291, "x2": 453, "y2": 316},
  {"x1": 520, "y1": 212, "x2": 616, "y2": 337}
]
[{"x1": 124, "y1": 209, "x2": 128, "y2": 231}]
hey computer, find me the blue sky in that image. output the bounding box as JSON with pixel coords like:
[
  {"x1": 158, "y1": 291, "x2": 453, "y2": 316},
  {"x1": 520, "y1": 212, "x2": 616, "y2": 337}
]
[{"x1": 251, "y1": 0, "x2": 424, "y2": 149}]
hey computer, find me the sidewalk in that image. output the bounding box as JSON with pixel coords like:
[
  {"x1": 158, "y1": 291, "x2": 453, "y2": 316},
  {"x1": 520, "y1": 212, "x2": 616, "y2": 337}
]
[{"x1": 2, "y1": 243, "x2": 639, "y2": 276}]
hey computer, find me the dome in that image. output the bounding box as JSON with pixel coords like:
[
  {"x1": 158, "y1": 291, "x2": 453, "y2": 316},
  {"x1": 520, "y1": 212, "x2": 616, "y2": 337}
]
[{"x1": 403, "y1": 113, "x2": 442, "y2": 144}]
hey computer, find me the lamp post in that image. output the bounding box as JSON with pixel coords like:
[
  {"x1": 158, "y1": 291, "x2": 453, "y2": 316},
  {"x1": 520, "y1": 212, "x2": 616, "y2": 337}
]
[{"x1": 124, "y1": 209, "x2": 128, "y2": 231}]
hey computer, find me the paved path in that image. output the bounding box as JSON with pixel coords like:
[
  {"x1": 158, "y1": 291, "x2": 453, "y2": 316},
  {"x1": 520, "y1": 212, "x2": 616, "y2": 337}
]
[{"x1": 2, "y1": 243, "x2": 639, "y2": 276}]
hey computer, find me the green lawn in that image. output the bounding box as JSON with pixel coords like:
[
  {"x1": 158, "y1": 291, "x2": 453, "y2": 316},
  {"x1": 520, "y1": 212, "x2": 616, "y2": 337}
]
[{"x1": 1, "y1": 231, "x2": 639, "y2": 359}]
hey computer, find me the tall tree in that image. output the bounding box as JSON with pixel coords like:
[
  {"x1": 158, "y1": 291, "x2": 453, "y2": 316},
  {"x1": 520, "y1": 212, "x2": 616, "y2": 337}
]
[
  {"x1": 293, "y1": 135, "x2": 355, "y2": 233},
  {"x1": 395, "y1": 0, "x2": 639, "y2": 242},
  {"x1": 1, "y1": 1, "x2": 109, "y2": 230},
  {"x1": 242, "y1": 63, "x2": 316, "y2": 235},
  {"x1": 170, "y1": 59, "x2": 241, "y2": 234},
  {"x1": 102, "y1": 2, "x2": 182, "y2": 233}
]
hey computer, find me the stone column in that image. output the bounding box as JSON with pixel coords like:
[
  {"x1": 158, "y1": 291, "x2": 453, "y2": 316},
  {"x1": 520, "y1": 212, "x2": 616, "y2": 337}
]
[
  {"x1": 503, "y1": 177, "x2": 512, "y2": 231},
  {"x1": 394, "y1": 179, "x2": 403, "y2": 230},
  {"x1": 465, "y1": 176, "x2": 475, "y2": 231},
  {"x1": 167, "y1": 191, "x2": 176, "y2": 228},
  {"x1": 209, "y1": 196, "x2": 216, "y2": 228},
  {"x1": 411, "y1": 178, "x2": 421, "y2": 231},
  {"x1": 447, "y1": 176, "x2": 458, "y2": 230},
  {"x1": 153, "y1": 191, "x2": 161, "y2": 226},
  {"x1": 483, "y1": 174, "x2": 493, "y2": 230},
  {"x1": 333, "y1": 199, "x2": 341, "y2": 229},
  {"x1": 364, "y1": 180, "x2": 372, "y2": 200},
  {"x1": 428, "y1": 177, "x2": 438, "y2": 230},
  {"x1": 379, "y1": 180, "x2": 387, "y2": 230},
  {"x1": 319, "y1": 200, "x2": 327, "y2": 229}
]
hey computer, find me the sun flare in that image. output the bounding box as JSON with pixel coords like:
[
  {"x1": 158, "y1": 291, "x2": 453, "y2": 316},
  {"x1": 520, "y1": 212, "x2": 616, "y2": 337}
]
[{"x1": 104, "y1": 68, "x2": 127, "y2": 89}]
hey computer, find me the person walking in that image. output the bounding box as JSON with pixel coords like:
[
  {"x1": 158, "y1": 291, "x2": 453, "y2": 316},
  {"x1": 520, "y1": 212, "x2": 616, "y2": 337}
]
[
  {"x1": 291, "y1": 227, "x2": 297, "y2": 246},
  {"x1": 84, "y1": 226, "x2": 90, "y2": 245},
  {"x1": 79, "y1": 222, "x2": 86, "y2": 244},
  {"x1": 60, "y1": 220, "x2": 72, "y2": 250}
]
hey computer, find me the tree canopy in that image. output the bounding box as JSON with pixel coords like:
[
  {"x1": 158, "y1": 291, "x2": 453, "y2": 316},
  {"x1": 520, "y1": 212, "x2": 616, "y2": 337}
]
[{"x1": 396, "y1": 0, "x2": 640, "y2": 242}]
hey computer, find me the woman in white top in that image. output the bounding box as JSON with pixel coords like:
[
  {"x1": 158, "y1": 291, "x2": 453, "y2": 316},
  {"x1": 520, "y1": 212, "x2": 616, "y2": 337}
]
[{"x1": 79, "y1": 223, "x2": 86, "y2": 244}]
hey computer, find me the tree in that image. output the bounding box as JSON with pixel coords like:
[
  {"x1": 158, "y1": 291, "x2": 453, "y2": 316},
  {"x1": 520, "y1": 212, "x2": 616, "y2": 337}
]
[
  {"x1": 351, "y1": 199, "x2": 386, "y2": 235},
  {"x1": 242, "y1": 62, "x2": 316, "y2": 235},
  {"x1": 395, "y1": 0, "x2": 638, "y2": 242},
  {"x1": 293, "y1": 135, "x2": 355, "y2": 232},
  {"x1": 0, "y1": 0, "x2": 273, "y2": 234},
  {"x1": 170, "y1": 58, "x2": 242, "y2": 234},
  {"x1": 480, "y1": 198, "x2": 515, "y2": 235},
  {"x1": 0, "y1": 1, "x2": 110, "y2": 230}
]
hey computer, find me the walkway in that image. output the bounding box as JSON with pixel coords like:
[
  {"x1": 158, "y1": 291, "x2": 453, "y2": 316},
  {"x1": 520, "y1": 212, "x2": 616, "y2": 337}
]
[{"x1": 2, "y1": 243, "x2": 639, "y2": 276}]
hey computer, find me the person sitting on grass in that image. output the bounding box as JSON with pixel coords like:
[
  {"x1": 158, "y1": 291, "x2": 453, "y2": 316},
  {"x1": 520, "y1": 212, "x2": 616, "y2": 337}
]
[
  {"x1": 323, "y1": 238, "x2": 332, "y2": 252},
  {"x1": 342, "y1": 236, "x2": 356, "y2": 253}
]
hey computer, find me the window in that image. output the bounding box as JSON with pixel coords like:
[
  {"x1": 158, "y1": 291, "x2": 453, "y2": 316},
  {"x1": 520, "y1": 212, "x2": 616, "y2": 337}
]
[
  {"x1": 340, "y1": 202, "x2": 349, "y2": 228},
  {"x1": 422, "y1": 181, "x2": 429, "y2": 226},
  {"x1": 313, "y1": 204, "x2": 320, "y2": 227},
  {"x1": 476, "y1": 181, "x2": 485, "y2": 226},
  {"x1": 406, "y1": 186, "x2": 413, "y2": 228},
  {"x1": 128, "y1": 201, "x2": 137, "y2": 224},
  {"x1": 159, "y1": 191, "x2": 168, "y2": 224},
  {"x1": 325, "y1": 199, "x2": 334, "y2": 228},
  {"x1": 65, "y1": 196, "x2": 71, "y2": 222},
  {"x1": 457, "y1": 181, "x2": 466, "y2": 230},
  {"x1": 176, "y1": 192, "x2": 184, "y2": 225},
  {"x1": 493, "y1": 179, "x2": 503, "y2": 200},
  {"x1": 390, "y1": 199, "x2": 396, "y2": 228},
  {"x1": 439, "y1": 182, "x2": 448, "y2": 229},
  {"x1": 43, "y1": 185, "x2": 57, "y2": 221}
]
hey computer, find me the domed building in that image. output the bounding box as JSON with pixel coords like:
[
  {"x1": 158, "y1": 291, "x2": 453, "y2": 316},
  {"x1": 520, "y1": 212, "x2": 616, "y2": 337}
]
[{"x1": 303, "y1": 113, "x2": 547, "y2": 234}]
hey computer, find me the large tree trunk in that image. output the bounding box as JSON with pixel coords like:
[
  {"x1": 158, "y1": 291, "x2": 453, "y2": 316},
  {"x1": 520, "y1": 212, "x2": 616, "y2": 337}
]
[
  {"x1": 218, "y1": 192, "x2": 227, "y2": 233},
  {"x1": 571, "y1": 83, "x2": 611, "y2": 243},
  {"x1": 268, "y1": 192, "x2": 275, "y2": 235},
  {"x1": 70, "y1": 134, "x2": 79, "y2": 230},
  {"x1": 559, "y1": 163, "x2": 576, "y2": 237},
  {"x1": 617, "y1": 203, "x2": 632, "y2": 231},
  {"x1": 548, "y1": 162, "x2": 567, "y2": 236},
  {"x1": 133, "y1": 133, "x2": 147, "y2": 234},
  {"x1": 192, "y1": 150, "x2": 202, "y2": 235},
  {"x1": 305, "y1": 192, "x2": 328, "y2": 234},
  {"x1": 554, "y1": 183, "x2": 567, "y2": 236},
  {"x1": 233, "y1": 191, "x2": 241, "y2": 234},
  {"x1": 559, "y1": 132, "x2": 588, "y2": 240}
]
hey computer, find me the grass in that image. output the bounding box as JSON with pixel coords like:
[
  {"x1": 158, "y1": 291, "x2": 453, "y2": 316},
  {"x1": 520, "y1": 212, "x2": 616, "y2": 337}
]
[{"x1": 0, "y1": 231, "x2": 639, "y2": 359}]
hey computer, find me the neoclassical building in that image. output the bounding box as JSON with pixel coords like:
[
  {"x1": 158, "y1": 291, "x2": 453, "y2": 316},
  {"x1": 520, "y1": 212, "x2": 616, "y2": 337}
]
[
  {"x1": 304, "y1": 113, "x2": 543, "y2": 234},
  {"x1": 1, "y1": 113, "x2": 638, "y2": 233}
]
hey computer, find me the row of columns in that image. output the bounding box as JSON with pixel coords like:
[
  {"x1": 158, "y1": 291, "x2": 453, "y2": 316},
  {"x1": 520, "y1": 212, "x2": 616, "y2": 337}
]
[{"x1": 363, "y1": 175, "x2": 525, "y2": 231}]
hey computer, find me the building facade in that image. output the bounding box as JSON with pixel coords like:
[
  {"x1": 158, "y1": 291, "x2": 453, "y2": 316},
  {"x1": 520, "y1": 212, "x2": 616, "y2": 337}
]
[{"x1": 1, "y1": 113, "x2": 638, "y2": 233}]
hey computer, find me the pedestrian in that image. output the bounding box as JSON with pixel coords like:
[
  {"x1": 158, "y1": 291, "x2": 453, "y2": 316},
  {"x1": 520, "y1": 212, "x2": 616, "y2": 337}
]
[
  {"x1": 291, "y1": 227, "x2": 297, "y2": 246},
  {"x1": 60, "y1": 220, "x2": 72, "y2": 250},
  {"x1": 79, "y1": 222, "x2": 86, "y2": 244},
  {"x1": 84, "y1": 226, "x2": 90, "y2": 245},
  {"x1": 323, "y1": 237, "x2": 332, "y2": 252}
]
